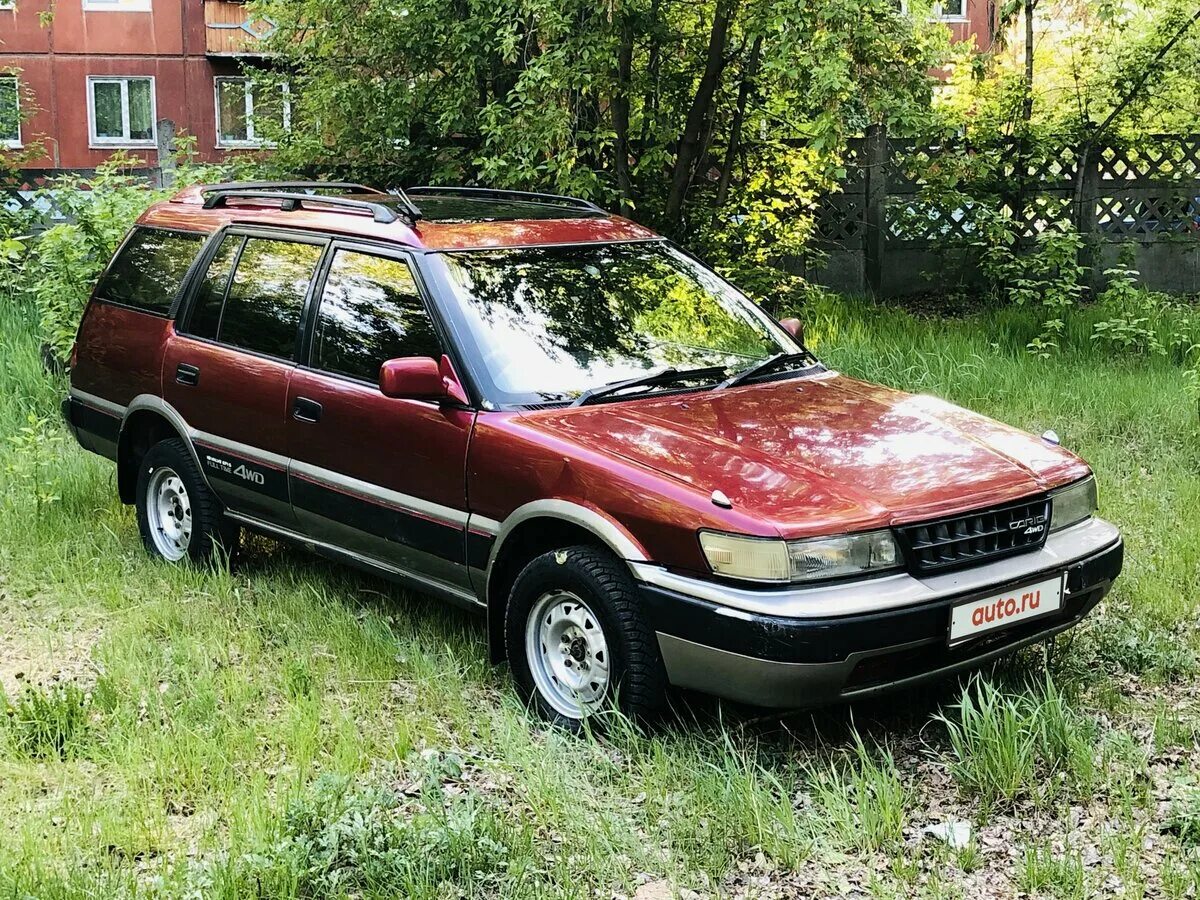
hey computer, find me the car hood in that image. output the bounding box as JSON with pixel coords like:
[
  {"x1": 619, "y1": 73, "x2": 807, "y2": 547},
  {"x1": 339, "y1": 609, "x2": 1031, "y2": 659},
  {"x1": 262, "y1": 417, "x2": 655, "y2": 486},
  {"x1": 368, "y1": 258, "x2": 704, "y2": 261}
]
[{"x1": 516, "y1": 372, "x2": 1090, "y2": 538}]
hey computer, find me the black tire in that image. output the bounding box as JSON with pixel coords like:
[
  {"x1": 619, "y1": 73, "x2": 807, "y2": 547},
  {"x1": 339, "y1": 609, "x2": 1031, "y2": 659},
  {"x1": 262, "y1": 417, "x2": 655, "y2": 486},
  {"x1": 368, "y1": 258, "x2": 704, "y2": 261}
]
[
  {"x1": 135, "y1": 438, "x2": 238, "y2": 565},
  {"x1": 504, "y1": 545, "x2": 668, "y2": 729}
]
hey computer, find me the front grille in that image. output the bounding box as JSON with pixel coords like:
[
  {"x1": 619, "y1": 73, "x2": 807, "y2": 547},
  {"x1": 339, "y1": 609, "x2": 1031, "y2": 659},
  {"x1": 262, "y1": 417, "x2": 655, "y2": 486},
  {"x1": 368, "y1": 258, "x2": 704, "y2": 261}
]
[{"x1": 895, "y1": 496, "x2": 1051, "y2": 575}]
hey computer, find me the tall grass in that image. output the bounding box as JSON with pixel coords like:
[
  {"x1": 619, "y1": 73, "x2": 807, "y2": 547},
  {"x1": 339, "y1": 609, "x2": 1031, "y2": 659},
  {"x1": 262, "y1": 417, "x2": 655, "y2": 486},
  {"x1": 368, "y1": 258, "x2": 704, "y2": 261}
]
[{"x1": 0, "y1": 286, "x2": 1198, "y2": 896}]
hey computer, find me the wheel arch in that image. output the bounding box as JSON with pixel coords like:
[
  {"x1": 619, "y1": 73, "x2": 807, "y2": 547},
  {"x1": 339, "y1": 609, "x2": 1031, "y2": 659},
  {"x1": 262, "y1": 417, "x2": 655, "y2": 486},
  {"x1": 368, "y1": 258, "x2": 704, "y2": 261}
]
[
  {"x1": 117, "y1": 395, "x2": 208, "y2": 504},
  {"x1": 484, "y1": 500, "x2": 649, "y2": 663}
]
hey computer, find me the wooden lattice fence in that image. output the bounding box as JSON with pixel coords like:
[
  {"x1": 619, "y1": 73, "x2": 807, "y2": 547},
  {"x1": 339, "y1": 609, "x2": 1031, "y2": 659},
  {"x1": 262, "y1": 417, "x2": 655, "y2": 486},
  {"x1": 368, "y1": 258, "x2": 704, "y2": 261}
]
[
  {"x1": 805, "y1": 130, "x2": 1200, "y2": 297},
  {"x1": 0, "y1": 167, "x2": 165, "y2": 229}
]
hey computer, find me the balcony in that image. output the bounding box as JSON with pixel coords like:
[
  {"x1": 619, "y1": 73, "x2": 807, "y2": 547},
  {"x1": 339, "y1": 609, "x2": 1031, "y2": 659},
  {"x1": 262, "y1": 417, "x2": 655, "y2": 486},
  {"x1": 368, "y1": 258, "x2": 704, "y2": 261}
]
[{"x1": 204, "y1": 0, "x2": 277, "y2": 57}]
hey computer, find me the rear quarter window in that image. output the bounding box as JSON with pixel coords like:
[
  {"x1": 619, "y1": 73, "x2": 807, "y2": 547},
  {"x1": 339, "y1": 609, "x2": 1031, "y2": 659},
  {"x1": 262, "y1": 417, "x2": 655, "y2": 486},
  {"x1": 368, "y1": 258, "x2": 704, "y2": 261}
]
[{"x1": 94, "y1": 227, "x2": 206, "y2": 315}]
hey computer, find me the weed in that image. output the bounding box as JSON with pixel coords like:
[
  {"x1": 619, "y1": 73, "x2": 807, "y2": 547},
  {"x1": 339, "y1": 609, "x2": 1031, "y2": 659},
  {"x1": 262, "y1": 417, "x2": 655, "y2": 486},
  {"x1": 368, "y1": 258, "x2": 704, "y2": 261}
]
[
  {"x1": 936, "y1": 676, "x2": 1096, "y2": 810},
  {"x1": 3, "y1": 680, "x2": 92, "y2": 760},
  {"x1": 807, "y1": 731, "x2": 909, "y2": 852},
  {"x1": 1019, "y1": 843, "x2": 1086, "y2": 899}
]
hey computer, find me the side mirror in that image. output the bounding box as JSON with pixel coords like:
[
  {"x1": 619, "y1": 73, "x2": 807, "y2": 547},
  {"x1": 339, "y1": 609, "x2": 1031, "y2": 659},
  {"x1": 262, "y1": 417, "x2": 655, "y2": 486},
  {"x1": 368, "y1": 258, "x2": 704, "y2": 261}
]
[
  {"x1": 779, "y1": 317, "x2": 804, "y2": 343},
  {"x1": 380, "y1": 355, "x2": 469, "y2": 405}
]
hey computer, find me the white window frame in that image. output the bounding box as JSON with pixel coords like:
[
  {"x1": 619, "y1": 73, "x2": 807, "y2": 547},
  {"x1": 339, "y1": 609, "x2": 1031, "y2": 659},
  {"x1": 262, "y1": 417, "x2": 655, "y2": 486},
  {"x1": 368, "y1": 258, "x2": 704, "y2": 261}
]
[
  {"x1": 82, "y1": 0, "x2": 152, "y2": 11},
  {"x1": 0, "y1": 4, "x2": 16, "y2": 11},
  {"x1": 214, "y1": 76, "x2": 291, "y2": 149},
  {"x1": 87, "y1": 76, "x2": 157, "y2": 148},
  {"x1": 899, "y1": 0, "x2": 967, "y2": 21},
  {"x1": 0, "y1": 74, "x2": 19, "y2": 148}
]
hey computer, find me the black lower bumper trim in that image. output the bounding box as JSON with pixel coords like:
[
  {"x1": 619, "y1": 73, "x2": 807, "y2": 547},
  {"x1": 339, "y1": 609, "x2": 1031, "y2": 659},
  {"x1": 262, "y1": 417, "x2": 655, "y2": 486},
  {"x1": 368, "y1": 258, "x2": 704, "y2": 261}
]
[{"x1": 643, "y1": 538, "x2": 1123, "y2": 667}]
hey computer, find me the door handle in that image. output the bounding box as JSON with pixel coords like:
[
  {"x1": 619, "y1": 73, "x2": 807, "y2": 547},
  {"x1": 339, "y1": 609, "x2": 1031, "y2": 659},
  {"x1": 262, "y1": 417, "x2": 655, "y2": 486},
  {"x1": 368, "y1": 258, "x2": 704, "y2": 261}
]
[
  {"x1": 175, "y1": 363, "x2": 200, "y2": 386},
  {"x1": 293, "y1": 397, "x2": 322, "y2": 423}
]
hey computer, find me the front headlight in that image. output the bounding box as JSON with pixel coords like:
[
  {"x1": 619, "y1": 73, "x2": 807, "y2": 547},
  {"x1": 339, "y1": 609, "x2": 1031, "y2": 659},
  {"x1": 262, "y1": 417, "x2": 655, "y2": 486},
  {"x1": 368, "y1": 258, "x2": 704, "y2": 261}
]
[
  {"x1": 699, "y1": 529, "x2": 901, "y2": 584},
  {"x1": 1050, "y1": 476, "x2": 1097, "y2": 532},
  {"x1": 787, "y1": 530, "x2": 901, "y2": 582}
]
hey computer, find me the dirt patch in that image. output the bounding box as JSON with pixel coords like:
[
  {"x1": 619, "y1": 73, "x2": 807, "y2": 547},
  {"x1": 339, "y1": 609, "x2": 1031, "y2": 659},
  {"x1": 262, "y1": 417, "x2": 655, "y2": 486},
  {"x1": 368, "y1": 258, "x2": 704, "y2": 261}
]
[{"x1": 0, "y1": 627, "x2": 101, "y2": 699}]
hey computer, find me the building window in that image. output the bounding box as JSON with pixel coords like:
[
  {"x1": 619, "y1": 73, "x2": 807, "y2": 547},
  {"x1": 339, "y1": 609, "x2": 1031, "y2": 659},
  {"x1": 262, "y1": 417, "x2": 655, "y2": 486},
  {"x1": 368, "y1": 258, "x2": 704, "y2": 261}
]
[
  {"x1": 0, "y1": 76, "x2": 20, "y2": 148},
  {"x1": 83, "y1": 0, "x2": 152, "y2": 10},
  {"x1": 899, "y1": 0, "x2": 966, "y2": 19},
  {"x1": 215, "y1": 77, "x2": 290, "y2": 148},
  {"x1": 88, "y1": 76, "x2": 156, "y2": 146}
]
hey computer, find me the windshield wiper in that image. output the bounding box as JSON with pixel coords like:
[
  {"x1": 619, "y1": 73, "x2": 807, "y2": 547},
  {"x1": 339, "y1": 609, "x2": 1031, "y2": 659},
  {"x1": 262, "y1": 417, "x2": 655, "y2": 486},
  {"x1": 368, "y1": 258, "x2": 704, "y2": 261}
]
[
  {"x1": 717, "y1": 351, "x2": 818, "y2": 390},
  {"x1": 572, "y1": 365, "x2": 729, "y2": 407}
]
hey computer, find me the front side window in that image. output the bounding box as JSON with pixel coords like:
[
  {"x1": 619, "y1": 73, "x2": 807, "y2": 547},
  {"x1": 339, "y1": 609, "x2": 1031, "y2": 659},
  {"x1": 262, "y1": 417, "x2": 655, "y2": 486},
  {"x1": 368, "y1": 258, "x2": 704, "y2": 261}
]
[
  {"x1": 0, "y1": 75, "x2": 19, "y2": 147},
  {"x1": 215, "y1": 77, "x2": 290, "y2": 147},
  {"x1": 312, "y1": 250, "x2": 442, "y2": 383},
  {"x1": 435, "y1": 241, "x2": 796, "y2": 405},
  {"x1": 89, "y1": 76, "x2": 155, "y2": 145},
  {"x1": 94, "y1": 228, "x2": 204, "y2": 314},
  {"x1": 187, "y1": 236, "x2": 323, "y2": 359}
]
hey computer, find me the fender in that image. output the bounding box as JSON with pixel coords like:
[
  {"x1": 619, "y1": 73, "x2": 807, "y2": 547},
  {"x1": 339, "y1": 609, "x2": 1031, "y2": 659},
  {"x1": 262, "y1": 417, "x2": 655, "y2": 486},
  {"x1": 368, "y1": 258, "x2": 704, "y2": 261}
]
[
  {"x1": 483, "y1": 498, "x2": 649, "y2": 604},
  {"x1": 118, "y1": 394, "x2": 216, "y2": 497}
]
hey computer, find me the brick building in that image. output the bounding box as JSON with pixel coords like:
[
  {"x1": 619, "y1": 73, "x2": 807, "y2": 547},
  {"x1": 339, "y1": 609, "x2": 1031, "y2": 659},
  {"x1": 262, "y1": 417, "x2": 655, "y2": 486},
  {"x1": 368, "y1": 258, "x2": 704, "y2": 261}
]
[{"x1": 0, "y1": 0, "x2": 277, "y2": 170}]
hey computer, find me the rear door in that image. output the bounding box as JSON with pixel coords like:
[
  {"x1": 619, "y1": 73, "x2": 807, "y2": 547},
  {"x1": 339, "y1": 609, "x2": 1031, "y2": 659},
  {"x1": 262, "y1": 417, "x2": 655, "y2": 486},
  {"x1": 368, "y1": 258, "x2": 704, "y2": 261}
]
[
  {"x1": 285, "y1": 241, "x2": 476, "y2": 599},
  {"x1": 164, "y1": 228, "x2": 328, "y2": 525}
]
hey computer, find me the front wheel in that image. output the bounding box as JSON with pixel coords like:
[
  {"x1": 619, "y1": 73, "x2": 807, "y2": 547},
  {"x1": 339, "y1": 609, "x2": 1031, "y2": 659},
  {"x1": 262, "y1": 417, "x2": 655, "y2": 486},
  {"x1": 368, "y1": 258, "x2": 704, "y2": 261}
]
[
  {"x1": 135, "y1": 438, "x2": 238, "y2": 564},
  {"x1": 504, "y1": 546, "x2": 667, "y2": 728}
]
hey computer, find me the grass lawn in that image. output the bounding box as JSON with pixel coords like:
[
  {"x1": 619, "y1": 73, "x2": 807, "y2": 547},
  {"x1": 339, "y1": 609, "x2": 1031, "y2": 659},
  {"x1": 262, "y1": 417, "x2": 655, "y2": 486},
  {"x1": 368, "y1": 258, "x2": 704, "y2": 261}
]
[{"x1": 1, "y1": 289, "x2": 1198, "y2": 899}]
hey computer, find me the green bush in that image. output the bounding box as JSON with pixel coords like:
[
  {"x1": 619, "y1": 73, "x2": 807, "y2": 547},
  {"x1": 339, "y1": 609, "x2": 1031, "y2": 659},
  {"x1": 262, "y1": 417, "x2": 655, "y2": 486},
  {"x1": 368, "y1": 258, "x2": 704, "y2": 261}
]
[{"x1": 3, "y1": 146, "x2": 258, "y2": 362}]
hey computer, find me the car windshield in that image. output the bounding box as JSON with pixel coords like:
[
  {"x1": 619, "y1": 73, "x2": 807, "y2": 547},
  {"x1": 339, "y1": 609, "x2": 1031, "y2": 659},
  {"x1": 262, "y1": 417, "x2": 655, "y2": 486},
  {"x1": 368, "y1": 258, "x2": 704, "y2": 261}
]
[{"x1": 435, "y1": 241, "x2": 801, "y2": 405}]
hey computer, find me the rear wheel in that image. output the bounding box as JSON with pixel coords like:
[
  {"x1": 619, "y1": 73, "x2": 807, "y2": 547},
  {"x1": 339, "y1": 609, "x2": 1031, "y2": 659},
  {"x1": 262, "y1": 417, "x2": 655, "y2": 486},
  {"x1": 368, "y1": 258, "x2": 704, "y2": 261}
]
[
  {"x1": 505, "y1": 546, "x2": 667, "y2": 728},
  {"x1": 135, "y1": 438, "x2": 238, "y2": 565}
]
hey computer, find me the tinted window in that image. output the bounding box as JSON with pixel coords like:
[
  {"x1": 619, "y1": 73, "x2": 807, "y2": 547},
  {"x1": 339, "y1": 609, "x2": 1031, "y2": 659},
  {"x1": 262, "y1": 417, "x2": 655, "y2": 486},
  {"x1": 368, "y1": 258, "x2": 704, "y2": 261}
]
[
  {"x1": 312, "y1": 250, "x2": 441, "y2": 382},
  {"x1": 185, "y1": 233, "x2": 242, "y2": 340},
  {"x1": 95, "y1": 228, "x2": 204, "y2": 314},
  {"x1": 216, "y1": 237, "x2": 323, "y2": 358}
]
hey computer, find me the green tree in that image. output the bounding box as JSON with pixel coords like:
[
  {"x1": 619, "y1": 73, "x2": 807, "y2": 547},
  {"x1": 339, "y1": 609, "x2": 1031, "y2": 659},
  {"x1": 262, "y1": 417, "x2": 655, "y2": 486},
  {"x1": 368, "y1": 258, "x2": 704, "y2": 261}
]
[{"x1": 254, "y1": 0, "x2": 947, "y2": 258}]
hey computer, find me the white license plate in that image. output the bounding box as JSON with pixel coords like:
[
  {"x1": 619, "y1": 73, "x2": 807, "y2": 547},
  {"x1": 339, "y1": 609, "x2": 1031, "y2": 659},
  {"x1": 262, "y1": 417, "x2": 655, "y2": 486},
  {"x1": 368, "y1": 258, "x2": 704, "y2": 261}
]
[{"x1": 948, "y1": 575, "x2": 1064, "y2": 645}]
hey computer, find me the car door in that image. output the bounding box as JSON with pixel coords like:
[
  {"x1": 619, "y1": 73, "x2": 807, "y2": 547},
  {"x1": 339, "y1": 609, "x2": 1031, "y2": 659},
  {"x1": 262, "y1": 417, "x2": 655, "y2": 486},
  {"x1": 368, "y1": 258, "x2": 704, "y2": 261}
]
[
  {"x1": 285, "y1": 241, "x2": 477, "y2": 599},
  {"x1": 163, "y1": 228, "x2": 328, "y2": 526}
]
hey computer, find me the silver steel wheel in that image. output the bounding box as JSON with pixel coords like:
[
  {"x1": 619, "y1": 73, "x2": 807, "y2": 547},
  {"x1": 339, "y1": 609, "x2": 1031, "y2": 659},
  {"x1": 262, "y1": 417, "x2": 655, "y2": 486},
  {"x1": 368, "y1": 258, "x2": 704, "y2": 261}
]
[
  {"x1": 145, "y1": 466, "x2": 192, "y2": 562},
  {"x1": 525, "y1": 590, "x2": 611, "y2": 719}
]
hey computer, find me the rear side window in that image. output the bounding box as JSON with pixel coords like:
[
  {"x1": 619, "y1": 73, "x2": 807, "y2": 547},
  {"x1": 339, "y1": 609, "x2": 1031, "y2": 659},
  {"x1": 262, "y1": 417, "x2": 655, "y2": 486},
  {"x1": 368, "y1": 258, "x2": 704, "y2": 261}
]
[
  {"x1": 311, "y1": 249, "x2": 442, "y2": 383},
  {"x1": 183, "y1": 235, "x2": 323, "y2": 359},
  {"x1": 94, "y1": 227, "x2": 204, "y2": 314}
]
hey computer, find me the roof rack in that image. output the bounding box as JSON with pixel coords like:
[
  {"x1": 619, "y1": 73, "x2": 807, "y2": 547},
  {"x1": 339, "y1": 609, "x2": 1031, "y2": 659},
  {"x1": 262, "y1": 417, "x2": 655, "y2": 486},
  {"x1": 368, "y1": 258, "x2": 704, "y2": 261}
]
[
  {"x1": 200, "y1": 182, "x2": 424, "y2": 225},
  {"x1": 203, "y1": 189, "x2": 405, "y2": 224},
  {"x1": 406, "y1": 185, "x2": 606, "y2": 214},
  {"x1": 201, "y1": 181, "x2": 387, "y2": 196}
]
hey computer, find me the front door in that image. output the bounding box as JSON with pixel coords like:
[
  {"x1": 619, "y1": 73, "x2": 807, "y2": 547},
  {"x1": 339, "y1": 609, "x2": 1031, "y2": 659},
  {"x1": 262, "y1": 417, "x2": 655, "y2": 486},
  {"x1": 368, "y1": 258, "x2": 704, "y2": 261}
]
[
  {"x1": 284, "y1": 242, "x2": 476, "y2": 598},
  {"x1": 164, "y1": 229, "x2": 327, "y2": 525}
]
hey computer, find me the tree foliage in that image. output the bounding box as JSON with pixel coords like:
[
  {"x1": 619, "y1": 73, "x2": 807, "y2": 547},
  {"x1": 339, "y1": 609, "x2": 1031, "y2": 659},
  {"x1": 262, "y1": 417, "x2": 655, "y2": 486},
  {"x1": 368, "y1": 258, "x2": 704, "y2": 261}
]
[{"x1": 254, "y1": 0, "x2": 947, "y2": 291}]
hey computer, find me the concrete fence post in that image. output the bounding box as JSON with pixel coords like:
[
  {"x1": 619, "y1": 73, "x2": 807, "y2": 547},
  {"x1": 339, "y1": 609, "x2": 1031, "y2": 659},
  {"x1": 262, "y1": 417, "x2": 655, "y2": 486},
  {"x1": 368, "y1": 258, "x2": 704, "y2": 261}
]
[{"x1": 157, "y1": 118, "x2": 177, "y2": 189}]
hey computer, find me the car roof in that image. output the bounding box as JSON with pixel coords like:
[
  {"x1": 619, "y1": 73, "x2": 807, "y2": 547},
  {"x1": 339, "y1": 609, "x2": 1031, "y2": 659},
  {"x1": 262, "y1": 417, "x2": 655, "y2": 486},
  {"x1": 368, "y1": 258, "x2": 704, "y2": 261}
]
[{"x1": 143, "y1": 183, "x2": 659, "y2": 251}]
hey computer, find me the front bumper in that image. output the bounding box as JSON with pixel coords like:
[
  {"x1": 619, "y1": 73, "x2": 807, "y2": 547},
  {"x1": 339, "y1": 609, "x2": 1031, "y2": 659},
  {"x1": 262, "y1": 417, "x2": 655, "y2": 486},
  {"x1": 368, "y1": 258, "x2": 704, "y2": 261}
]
[{"x1": 635, "y1": 518, "x2": 1122, "y2": 708}]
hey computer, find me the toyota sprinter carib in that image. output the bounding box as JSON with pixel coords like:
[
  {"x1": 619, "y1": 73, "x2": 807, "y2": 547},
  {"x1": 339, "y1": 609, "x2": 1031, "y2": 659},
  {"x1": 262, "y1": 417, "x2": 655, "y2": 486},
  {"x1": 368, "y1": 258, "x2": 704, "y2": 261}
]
[{"x1": 64, "y1": 182, "x2": 1123, "y2": 726}]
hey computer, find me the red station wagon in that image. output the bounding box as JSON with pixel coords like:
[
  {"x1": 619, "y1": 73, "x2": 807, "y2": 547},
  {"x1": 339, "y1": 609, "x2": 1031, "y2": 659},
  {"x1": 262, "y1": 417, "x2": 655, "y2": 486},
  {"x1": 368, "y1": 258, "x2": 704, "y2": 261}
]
[{"x1": 64, "y1": 182, "x2": 1124, "y2": 726}]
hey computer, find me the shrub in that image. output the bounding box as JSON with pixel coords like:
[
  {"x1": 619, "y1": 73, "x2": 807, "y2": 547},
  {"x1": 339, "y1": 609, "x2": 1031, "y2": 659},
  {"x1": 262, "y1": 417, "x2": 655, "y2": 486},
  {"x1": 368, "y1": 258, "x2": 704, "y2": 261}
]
[{"x1": 4, "y1": 144, "x2": 257, "y2": 362}]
